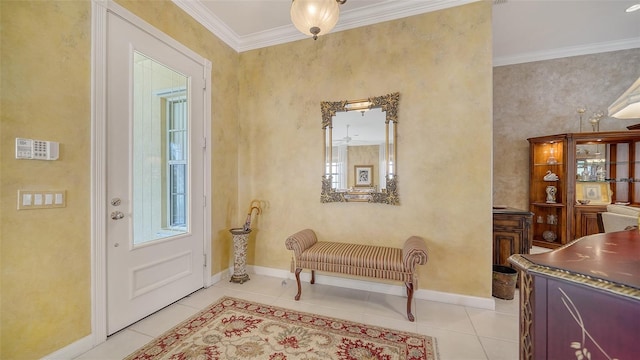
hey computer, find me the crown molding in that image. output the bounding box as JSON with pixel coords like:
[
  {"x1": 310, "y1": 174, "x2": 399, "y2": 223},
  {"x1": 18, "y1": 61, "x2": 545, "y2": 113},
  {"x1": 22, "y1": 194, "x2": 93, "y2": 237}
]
[
  {"x1": 494, "y1": 37, "x2": 640, "y2": 67},
  {"x1": 173, "y1": 0, "x2": 477, "y2": 53},
  {"x1": 173, "y1": 0, "x2": 639, "y2": 63},
  {"x1": 338, "y1": 0, "x2": 476, "y2": 30},
  {"x1": 172, "y1": 0, "x2": 241, "y2": 50}
]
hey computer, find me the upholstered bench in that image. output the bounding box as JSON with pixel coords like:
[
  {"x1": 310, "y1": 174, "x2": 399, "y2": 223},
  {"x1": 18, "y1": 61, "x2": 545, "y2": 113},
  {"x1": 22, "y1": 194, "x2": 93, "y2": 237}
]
[{"x1": 285, "y1": 229, "x2": 429, "y2": 321}]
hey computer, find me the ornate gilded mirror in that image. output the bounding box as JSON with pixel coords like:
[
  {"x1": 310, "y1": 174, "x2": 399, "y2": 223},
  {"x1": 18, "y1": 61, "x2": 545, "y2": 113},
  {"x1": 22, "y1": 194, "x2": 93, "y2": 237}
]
[{"x1": 321, "y1": 92, "x2": 399, "y2": 205}]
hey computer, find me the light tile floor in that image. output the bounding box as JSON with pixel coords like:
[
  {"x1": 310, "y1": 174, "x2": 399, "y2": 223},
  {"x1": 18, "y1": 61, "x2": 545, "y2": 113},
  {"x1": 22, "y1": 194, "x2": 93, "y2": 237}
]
[{"x1": 76, "y1": 273, "x2": 521, "y2": 360}]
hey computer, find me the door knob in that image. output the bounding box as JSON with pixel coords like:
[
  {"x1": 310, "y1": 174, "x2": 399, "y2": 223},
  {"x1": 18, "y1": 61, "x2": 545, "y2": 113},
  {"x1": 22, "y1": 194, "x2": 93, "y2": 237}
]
[{"x1": 111, "y1": 211, "x2": 125, "y2": 220}]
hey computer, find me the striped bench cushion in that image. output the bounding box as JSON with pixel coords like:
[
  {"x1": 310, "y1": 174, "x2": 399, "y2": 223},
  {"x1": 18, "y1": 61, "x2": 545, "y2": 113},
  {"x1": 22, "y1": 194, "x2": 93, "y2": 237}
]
[{"x1": 298, "y1": 241, "x2": 411, "y2": 282}]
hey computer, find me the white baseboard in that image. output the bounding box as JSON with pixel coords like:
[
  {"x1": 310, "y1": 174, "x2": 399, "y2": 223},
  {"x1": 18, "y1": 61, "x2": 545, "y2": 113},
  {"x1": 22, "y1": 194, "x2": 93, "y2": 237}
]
[
  {"x1": 42, "y1": 334, "x2": 94, "y2": 360},
  {"x1": 246, "y1": 265, "x2": 496, "y2": 310},
  {"x1": 209, "y1": 267, "x2": 230, "y2": 284}
]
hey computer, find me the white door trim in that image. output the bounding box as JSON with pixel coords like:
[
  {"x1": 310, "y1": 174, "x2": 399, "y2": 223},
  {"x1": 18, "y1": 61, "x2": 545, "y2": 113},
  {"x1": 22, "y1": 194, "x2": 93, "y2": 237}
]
[{"x1": 91, "y1": 0, "x2": 211, "y2": 345}]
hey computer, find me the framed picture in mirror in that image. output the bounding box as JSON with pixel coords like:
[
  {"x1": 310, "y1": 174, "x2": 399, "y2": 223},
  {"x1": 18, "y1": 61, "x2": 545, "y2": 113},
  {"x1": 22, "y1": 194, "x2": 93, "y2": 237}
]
[{"x1": 355, "y1": 165, "x2": 373, "y2": 187}]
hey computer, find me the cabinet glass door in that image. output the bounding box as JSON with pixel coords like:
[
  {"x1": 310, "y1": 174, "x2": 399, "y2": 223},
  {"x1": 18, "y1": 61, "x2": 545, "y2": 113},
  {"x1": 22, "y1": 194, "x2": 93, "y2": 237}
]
[
  {"x1": 611, "y1": 142, "x2": 630, "y2": 204},
  {"x1": 576, "y1": 142, "x2": 611, "y2": 205},
  {"x1": 530, "y1": 139, "x2": 566, "y2": 247},
  {"x1": 633, "y1": 141, "x2": 640, "y2": 204}
]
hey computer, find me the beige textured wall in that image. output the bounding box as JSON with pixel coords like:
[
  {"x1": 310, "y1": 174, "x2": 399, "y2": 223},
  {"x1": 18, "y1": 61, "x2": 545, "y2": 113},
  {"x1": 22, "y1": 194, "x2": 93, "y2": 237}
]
[
  {"x1": 0, "y1": 1, "x2": 92, "y2": 357},
  {"x1": 493, "y1": 49, "x2": 640, "y2": 210},
  {"x1": 0, "y1": 0, "x2": 239, "y2": 358},
  {"x1": 237, "y1": 2, "x2": 493, "y2": 296}
]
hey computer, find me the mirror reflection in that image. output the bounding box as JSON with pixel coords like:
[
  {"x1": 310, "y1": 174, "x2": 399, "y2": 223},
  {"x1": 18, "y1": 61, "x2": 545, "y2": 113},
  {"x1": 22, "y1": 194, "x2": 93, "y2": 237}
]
[
  {"x1": 331, "y1": 109, "x2": 385, "y2": 189},
  {"x1": 321, "y1": 92, "x2": 399, "y2": 205},
  {"x1": 576, "y1": 143, "x2": 607, "y2": 182}
]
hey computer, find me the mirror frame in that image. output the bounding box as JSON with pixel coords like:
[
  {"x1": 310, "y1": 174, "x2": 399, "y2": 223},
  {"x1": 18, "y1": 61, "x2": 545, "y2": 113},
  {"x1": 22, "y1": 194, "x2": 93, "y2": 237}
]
[{"x1": 320, "y1": 92, "x2": 400, "y2": 205}]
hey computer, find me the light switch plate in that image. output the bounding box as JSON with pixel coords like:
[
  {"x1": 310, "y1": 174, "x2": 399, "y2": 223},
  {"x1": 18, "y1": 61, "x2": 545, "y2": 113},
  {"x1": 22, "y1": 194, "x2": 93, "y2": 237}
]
[{"x1": 17, "y1": 190, "x2": 66, "y2": 210}]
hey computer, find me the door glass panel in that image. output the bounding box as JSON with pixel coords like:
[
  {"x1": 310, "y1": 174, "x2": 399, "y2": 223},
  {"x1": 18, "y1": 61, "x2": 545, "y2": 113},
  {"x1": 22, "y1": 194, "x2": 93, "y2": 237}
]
[{"x1": 133, "y1": 51, "x2": 189, "y2": 245}]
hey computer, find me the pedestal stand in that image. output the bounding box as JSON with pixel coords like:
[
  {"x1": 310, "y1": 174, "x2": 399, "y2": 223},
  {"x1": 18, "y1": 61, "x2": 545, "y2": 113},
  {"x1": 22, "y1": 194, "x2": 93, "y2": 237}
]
[{"x1": 229, "y1": 228, "x2": 251, "y2": 284}]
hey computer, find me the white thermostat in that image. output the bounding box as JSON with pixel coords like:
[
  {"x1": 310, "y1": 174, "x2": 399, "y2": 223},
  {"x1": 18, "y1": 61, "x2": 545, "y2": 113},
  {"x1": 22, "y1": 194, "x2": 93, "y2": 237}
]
[{"x1": 16, "y1": 138, "x2": 59, "y2": 160}]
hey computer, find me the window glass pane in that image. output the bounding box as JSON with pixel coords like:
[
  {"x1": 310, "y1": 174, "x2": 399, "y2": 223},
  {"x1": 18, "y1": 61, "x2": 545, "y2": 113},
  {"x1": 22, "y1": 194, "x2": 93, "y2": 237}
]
[
  {"x1": 170, "y1": 99, "x2": 187, "y2": 129},
  {"x1": 170, "y1": 164, "x2": 186, "y2": 193},
  {"x1": 169, "y1": 130, "x2": 186, "y2": 161},
  {"x1": 170, "y1": 162, "x2": 186, "y2": 228},
  {"x1": 171, "y1": 194, "x2": 186, "y2": 226}
]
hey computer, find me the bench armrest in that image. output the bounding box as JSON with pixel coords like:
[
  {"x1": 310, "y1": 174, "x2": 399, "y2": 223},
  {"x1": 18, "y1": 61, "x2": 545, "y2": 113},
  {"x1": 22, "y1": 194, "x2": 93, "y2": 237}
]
[
  {"x1": 402, "y1": 236, "x2": 428, "y2": 270},
  {"x1": 285, "y1": 229, "x2": 318, "y2": 259}
]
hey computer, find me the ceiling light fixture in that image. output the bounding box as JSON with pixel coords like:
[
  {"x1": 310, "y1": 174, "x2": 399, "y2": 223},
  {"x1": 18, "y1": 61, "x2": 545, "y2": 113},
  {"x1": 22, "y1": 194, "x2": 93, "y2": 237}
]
[{"x1": 290, "y1": 0, "x2": 347, "y2": 40}]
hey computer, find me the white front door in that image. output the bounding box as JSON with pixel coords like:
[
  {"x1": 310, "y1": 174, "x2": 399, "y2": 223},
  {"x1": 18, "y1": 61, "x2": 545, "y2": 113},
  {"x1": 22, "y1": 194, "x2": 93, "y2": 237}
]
[{"x1": 106, "y1": 12, "x2": 207, "y2": 335}]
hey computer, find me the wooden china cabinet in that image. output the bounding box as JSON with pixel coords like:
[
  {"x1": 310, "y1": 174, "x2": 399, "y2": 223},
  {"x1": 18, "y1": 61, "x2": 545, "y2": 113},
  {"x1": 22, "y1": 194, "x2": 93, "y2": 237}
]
[{"x1": 528, "y1": 131, "x2": 640, "y2": 249}]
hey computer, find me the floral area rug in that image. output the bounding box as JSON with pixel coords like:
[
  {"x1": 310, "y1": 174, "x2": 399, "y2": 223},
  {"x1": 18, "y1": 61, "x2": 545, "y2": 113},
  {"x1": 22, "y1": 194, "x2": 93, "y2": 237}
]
[{"x1": 125, "y1": 296, "x2": 438, "y2": 360}]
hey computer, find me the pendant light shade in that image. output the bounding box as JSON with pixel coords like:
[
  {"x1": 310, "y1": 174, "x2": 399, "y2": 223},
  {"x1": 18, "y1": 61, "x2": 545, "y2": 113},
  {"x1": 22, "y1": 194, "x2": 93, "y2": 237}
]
[
  {"x1": 609, "y1": 77, "x2": 640, "y2": 119},
  {"x1": 291, "y1": 0, "x2": 341, "y2": 40}
]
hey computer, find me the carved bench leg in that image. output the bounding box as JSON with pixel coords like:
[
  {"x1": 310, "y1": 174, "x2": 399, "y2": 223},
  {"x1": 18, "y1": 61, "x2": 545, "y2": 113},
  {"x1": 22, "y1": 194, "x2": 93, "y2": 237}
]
[
  {"x1": 294, "y1": 268, "x2": 302, "y2": 301},
  {"x1": 405, "y1": 282, "x2": 415, "y2": 322}
]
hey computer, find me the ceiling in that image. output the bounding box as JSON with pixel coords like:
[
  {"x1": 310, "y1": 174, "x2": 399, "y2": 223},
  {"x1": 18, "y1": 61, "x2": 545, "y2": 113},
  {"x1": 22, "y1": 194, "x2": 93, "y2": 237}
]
[{"x1": 172, "y1": 0, "x2": 640, "y2": 65}]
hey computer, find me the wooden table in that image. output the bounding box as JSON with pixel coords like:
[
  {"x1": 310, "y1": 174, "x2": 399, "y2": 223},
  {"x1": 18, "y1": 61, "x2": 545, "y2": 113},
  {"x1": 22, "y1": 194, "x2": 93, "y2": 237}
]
[{"x1": 509, "y1": 230, "x2": 640, "y2": 360}]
